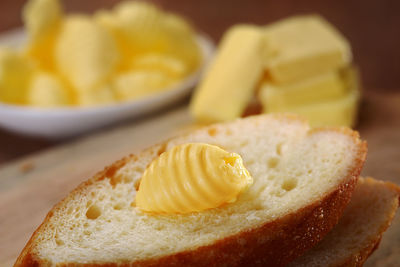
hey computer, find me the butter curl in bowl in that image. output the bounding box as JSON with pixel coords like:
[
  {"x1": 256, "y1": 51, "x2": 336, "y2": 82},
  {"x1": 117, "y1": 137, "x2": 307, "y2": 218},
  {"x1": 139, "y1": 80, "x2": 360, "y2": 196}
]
[{"x1": 0, "y1": 0, "x2": 214, "y2": 138}]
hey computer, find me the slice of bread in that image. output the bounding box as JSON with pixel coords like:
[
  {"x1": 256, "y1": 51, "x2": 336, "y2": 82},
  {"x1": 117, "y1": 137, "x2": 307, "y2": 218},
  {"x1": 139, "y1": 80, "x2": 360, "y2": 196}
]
[
  {"x1": 15, "y1": 114, "x2": 367, "y2": 266},
  {"x1": 289, "y1": 177, "x2": 400, "y2": 267}
]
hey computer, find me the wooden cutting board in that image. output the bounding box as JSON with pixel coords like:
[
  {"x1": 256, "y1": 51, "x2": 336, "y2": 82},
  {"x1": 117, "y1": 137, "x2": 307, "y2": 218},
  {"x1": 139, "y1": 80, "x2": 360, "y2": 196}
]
[{"x1": 1, "y1": 92, "x2": 400, "y2": 267}]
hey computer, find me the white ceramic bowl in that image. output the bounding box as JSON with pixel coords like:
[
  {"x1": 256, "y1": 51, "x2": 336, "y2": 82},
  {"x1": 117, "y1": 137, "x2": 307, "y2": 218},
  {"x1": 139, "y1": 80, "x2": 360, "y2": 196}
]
[{"x1": 0, "y1": 30, "x2": 214, "y2": 139}]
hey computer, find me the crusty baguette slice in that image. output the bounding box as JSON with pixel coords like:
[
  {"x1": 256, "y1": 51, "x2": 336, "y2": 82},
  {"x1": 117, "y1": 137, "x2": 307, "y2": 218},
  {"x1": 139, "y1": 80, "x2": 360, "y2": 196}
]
[
  {"x1": 15, "y1": 114, "x2": 367, "y2": 267},
  {"x1": 289, "y1": 177, "x2": 400, "y2": 267}
]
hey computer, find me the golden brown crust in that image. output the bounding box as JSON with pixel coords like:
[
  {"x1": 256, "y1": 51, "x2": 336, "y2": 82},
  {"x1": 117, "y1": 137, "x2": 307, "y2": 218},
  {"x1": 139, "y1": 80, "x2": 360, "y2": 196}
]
[
  {"x1": 134, "y1": 176, "x2": 359, "y2": 267},
  {"x1": 14, "y1": 115, "x2": 367, "y2": 267},
  {"x1": 288, "y1": 178, "x2": 400, "y2": 267},
  {"x1": 331, "y1": 180, "x2": 400, "y2": 267},
  {"x1": 333, "y1": 236, "x2": 382, "y2": 267}
]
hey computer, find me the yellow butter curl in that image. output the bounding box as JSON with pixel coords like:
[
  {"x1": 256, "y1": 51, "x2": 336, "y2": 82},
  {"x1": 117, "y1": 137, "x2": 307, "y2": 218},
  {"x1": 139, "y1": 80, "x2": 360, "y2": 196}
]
[
  {"x1": 136, "y1": 143, "x2": 253, "y2": 214},
  {"x1": 0, "y1": 48, "x2": 34, "y2": 104},
  {"x1": 54, "y1": 15, "x2": 119, "y2": 92},
  {"x1": 28, "y1": 72, "x2": 72, "y2": 107},
  {"x1": 113, "y1": 70, "x2": 175, "y2": 101},
  {"x1": 23, "y1": 0, "x2": 62, "y2": 71}
]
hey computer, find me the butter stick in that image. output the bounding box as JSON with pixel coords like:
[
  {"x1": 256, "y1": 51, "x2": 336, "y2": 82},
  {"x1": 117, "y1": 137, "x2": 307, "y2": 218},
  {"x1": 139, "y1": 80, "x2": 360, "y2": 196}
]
[
  {"x1": 190, "y1": 25, "x2": 264, "y2": 123},
  {"x1": 263, "y1": 15, "x2": 351, "y2": 84},
  {"x1": 259, "y1": 70, "x2": 347, "y2": 112},
  {"x1": 260, "y1": 67, "x2": 360, "y2": 127},
  {"x1": 284, "y1": 87, "x2": 359, "y2": 127}
]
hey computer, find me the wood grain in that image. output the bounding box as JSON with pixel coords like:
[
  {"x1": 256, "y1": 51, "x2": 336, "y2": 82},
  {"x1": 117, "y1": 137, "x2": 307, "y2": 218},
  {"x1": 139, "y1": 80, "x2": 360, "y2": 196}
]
[
  {"x1": 358, "y1": 92, "x2": 400, "y2": 267},
  {"x1": 0, "y1": 93, "x2": 399, "y2": 266}
]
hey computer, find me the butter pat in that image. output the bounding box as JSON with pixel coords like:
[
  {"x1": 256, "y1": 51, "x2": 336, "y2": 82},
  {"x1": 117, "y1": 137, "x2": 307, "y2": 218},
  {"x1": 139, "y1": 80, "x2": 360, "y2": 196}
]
[
  {"x1": 0, "y1": 49, "x2": 34, "y2": 104},
  {"x1": 190, "y1": 25, "x2": 264, "y2": 123},
  {"x1": 263, "y1": 15, "x2": 351, "y2": 84},
  {"x1": 28, "y1": 72, "x2": 72, "y2": 107},
  {"x1": 259, "y1": 70, "x2": 346, "y2": 112},
  {"x1": 76, "y1": 84, "x2": 116, "y2": 106},
  {"x1": 131, "y1": 54, "x2": 188, "y2": 79},
  {"x1": 23, "y1": 0, "x2": 62, "y2": 71},
  {"x1": 113, "y1": 70, "x2": 175, "y2": 101},
  {"x1": 262, "y1": 67, "x2": 360, "y2": 127},
  {"x1": 54, "y1": 16, "x2": 119, "y2": 91},
  {"x1": 284, "y1": 87, "x2": 359, "y2": 127},
  {"x1": 136, "y1": 143, "x2": 253, "y2": 214},
  {"x1": 23, "y1": 0, "x2": 62, "y2": 40}
]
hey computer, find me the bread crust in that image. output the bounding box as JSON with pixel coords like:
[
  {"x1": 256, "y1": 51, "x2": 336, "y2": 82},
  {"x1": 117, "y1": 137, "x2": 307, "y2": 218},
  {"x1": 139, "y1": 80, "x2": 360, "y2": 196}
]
[
  {"x1": 328, "y1": 180, "x2": 400, "y2": 267},
  {"x1": 332, "y1": 237, "x2": 382, "y2": 267},
  {"x1": 14, "y1": 116, "x2": 367, "y2": 267}
]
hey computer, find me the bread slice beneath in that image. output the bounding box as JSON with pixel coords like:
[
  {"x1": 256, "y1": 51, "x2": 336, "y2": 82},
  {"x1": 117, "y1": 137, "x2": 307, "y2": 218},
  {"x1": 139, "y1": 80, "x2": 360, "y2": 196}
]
[
  {"x1": 15, "y1": 114, "x2": 367, "y2": 266},
  {"x1": 289, "y1": 177, "x2": 400, "y2": 267}
]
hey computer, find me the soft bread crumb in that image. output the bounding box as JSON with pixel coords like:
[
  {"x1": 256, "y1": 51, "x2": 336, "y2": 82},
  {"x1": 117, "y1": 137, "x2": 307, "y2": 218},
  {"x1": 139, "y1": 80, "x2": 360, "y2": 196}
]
[{"x1": 28, "y1": 114, "x2": 363, "y2": 264}]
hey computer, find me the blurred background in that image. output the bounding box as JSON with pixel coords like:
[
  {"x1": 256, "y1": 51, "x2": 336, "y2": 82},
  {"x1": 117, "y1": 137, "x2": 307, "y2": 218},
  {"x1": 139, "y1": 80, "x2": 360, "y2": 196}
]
[
  {"x1": 0, "y1": 0, "x2": 399, "y2": 163},
  {"x1": 1, "y1": 2, "x2": 400, "y2": 266}
]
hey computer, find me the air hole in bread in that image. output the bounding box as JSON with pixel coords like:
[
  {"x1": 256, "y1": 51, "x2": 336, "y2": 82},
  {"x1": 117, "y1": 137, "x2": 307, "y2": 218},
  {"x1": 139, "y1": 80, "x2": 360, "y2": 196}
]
[
  {"x1": 134, "y1": 180, "x2": 141, "y2": 191},
  {"x1": 276, "y1": 143, "x2": 283, "y2": 156},
  {"x1": 253, "y1": 202, "x2": 264, "y2": 210},
  {"x1": 133, "y1": 166, "x2": 144, "y2": 173},
  {"x1": 114, "y1": 203, "x2": 124, "y2": 210},
  {"x1": 74, "y1": 213, "x2": 80, "y2": 219},
  {"x1": 66, "y1": 207, "x2": 74, "y2": 215},
  {"x1": 271, "y1": 189, "x2": 284, "y2": 197},
  {"x1": 282, "y1": 178, "x2": 298, "y2": 191},
  {"x1": 86, "y1": 205, "x2": 101, "y2": 220},
  {"x1": 240, "y1": 140, "x2": 249, "y2": 147},
  {"x1": 225, "y1": 129, "x2": 232, "y2": 136},
  {"x1": 207, "y1": 127, "x2": 218, "y2": 136},
  {"x1": 83, "y1": 230, "x2": 91, "y2": 236},
  {"x1": 123, "y1": 176, "x2": 133, "y2": 184},
  {"x1": 86, "y1": 200, "x2": 92, "y2": 208},
  {"x1": 155, "y1": 225, "x2": 166, "y2": 231},
  {"x1": 55, "y1": 236, "x2": 64, "y2": 246},
  {"x1": 268, "y1": 174, "x2": 276, "y2": 180},
  {"x1": 267, "y1": 157, "x2": 279, "y2": 168}
]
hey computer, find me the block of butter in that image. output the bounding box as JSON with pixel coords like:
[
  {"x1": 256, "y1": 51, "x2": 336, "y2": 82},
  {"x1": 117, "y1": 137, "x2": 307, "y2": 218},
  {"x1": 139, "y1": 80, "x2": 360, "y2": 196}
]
[
  {"x1": 190, "y1": 25, "x2": 264, "y2": 123},
  {"x1": 263, "y1": 15, "x2": 351, "y2": 84},
  {"x1": 261, "y1": 67, "x2": 360, "y2": 127},
  {"x1": 284, "y1": 87, "x2": 359, "y2": 127},
  {"x1": 259, "y1": 70, "x2": 347, "y2": 112}
]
